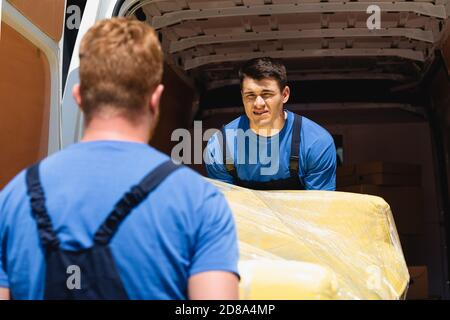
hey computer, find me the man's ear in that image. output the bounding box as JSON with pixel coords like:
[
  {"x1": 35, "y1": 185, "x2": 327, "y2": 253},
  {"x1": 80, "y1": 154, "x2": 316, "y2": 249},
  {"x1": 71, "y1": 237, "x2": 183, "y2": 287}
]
[
  {"x1": 72, "y1": 84, "x2": 82, "y2": 110},
  {"x1": 149, "y1": 84, "x2": 164, "y2": 116},
  {"x1": 282, "y1": 85, "x2": 290, "y2": 104}
]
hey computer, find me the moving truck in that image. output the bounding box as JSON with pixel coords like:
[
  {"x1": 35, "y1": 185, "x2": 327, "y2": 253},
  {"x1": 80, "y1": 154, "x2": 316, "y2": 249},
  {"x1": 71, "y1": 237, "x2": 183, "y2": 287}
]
[{"x1": 1, "y1": 0, "x2": 450, "y2": 299}]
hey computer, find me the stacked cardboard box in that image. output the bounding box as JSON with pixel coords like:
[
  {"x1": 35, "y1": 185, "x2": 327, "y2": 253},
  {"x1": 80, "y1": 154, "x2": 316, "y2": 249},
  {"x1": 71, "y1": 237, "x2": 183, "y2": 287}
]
[
  {"x1": 337, "y1": 162, "x2": 423, "y2": 235},
  {"x1": 339, "y1": 185, "x2": 424, "y2": 235},
  {"x1": 337, "y1": 162, "x2": 421, "y2": 188},
  {"x1": 337, "y1": 162, "x2": 427, "y2": 298},
  {"x1": 354, "y1": 162, "x2": 421, "y2": 187},
  {"x1": 336, "y1": 164, "x2": 358, "y2": 188}
]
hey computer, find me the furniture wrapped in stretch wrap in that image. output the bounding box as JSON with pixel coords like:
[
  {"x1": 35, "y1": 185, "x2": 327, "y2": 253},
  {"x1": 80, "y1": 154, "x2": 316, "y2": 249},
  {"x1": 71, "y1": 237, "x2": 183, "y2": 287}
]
[{"x1": 210, "y1": 179, "x2": 410, "y2": 300}]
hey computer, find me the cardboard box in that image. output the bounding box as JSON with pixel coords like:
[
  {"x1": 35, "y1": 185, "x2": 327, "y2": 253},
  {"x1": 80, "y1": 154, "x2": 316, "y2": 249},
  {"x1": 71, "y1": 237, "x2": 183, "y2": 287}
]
[
  {"x1": 357, "y1": 173, "x2": 421, "y2": 187},
  {"x1": 337, "y1": 165, "x2": 356, "y2": 177},
  {"x1": 338, "y1": 185, "x2": 424, "y2": 235},
  {"x1": 406, "y1": 266, "x2": 428, "y2": 300},
  {"x1": 336, "y1": 165, "x2": 358, "y2": 187},
  {"x1": 356, "y1": 162, "x2": 421, "y2": 176},
  {"x1": 336, "y1": 175, "x2": 359, "y2": 187},
  {"x1": 355, "y1": 162, "x2": 422, "y2": 187},
  {"x1": 338, "y1": 162, "x2": 422, "y2": 187}
]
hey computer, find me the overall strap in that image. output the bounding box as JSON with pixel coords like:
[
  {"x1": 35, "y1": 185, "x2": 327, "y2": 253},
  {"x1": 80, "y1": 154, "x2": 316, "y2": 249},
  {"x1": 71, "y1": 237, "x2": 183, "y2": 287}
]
[
  {"x1": 289, "y1": 114, "x2": 302, "y2": 175},
  {"x1": 94, "y1": 160, "x2": 182, "y2": 245},
  {"x1": 26, "y1": 163, "x2": 61, "y2": 250}
]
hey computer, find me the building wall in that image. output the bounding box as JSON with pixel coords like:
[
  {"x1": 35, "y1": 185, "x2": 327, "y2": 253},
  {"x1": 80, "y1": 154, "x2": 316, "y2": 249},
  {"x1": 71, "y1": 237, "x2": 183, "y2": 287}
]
[
  {"x1": 7, "y1": 0, "x2": 65, "y2": 42},
  {"x1": 0, "y1": 23, "x2": 51, "y2": 188},
  {"x1": 0, "y1": 1, "x2": 65, "y2": 189}
]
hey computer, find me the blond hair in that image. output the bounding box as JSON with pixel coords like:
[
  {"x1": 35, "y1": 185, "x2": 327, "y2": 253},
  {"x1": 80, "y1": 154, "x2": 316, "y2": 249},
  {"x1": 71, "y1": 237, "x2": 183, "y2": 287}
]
[{"x1": 79, "y1": 17, "x2": 163, "y2": 123}]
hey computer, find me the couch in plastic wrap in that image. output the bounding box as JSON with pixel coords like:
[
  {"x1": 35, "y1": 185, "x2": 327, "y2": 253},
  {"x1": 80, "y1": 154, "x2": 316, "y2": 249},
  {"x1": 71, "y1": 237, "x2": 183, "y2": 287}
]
[{"x1": 209, "y1": 179, "x2": 410, "y2": 300}]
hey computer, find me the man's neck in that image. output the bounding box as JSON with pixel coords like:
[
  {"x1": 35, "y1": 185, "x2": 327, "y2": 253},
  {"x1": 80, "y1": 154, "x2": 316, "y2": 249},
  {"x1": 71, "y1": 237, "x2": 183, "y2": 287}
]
[{"x1": 81, "y1": 116, "x2": 151, "y2": 144}]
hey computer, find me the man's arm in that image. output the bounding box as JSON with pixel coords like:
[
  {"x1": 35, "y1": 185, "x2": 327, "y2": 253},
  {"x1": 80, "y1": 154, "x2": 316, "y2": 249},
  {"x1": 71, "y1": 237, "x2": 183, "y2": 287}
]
[
  {"x1": 205, "y1": 133, "x2": 235, "y2": 184},
  {"x1": 188, "y1": 186, "x2": 240, "y2": 299},
  {"x1": 302, "y1": 133, "x2": 337, "y2": 191},
  {"x1": 188, "y1": 271, "x2": 239, "y2": 300},
  {"x1": 0, "y1": 288, "x2": 10, "y2": 300}
]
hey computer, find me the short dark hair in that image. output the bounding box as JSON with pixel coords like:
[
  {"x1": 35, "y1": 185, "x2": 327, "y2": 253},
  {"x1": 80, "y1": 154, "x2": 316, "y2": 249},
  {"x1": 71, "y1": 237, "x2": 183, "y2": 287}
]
[{"x1": 238, "y1": 57, "x2": 287, "y2": 90}]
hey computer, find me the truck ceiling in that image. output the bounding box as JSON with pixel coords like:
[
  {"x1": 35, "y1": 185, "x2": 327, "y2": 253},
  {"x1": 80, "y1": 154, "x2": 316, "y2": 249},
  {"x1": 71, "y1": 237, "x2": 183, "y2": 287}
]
[{"x1": 116, "y1": 0, "x2": 450, "y2": 89}]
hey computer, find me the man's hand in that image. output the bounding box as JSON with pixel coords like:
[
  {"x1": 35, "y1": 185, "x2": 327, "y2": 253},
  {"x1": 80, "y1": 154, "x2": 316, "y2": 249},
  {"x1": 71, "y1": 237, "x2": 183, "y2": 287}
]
[
  {"x1": 188, "y1": 271, "x2": 239, "y2": 300},
  {"x1": 0, "y1": 288, "x2": 10, "y2": 300}
]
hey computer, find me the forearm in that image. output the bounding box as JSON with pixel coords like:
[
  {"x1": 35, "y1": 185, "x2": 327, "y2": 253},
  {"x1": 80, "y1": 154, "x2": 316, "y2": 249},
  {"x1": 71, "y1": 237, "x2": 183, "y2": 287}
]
[
  {"x1": 188, "y1": 271, "x2": 239, "y2": 300},
  {"x1": 0, "y1": 288, "x2": 10, "y2": 300}
]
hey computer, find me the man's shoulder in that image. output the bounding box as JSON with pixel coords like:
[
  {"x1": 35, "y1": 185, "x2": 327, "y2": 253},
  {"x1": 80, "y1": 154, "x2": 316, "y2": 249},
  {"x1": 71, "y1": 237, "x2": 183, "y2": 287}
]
[
  {"x1": 56, "y1": 142, "x2": 215, "y2": 193},
  {"x1": 296, "y1": 115, "x2": 333, "y2": 145},
  {"x1": 223, "y1": 115, "x2": 245, "y2": 130},
  {"x1": 0, "y1": 170, "x2": 27, "y2": 204},
  {"x1": 173, "y1": 165, "x2": 226, "y2": 199}
]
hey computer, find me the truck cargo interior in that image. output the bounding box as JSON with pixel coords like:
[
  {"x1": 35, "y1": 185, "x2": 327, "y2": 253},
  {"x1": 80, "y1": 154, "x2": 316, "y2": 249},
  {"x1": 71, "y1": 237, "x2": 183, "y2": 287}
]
[
  {"x1": 110, "y1": 0, "x2": 450, "y2": 299},
  {"x1": 1, "y1": 0, "x2": 449, "y2": 299}
]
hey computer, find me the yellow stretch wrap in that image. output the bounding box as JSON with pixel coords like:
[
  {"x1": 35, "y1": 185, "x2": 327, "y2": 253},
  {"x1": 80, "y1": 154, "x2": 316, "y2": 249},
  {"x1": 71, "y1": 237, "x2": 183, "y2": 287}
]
[{"x1": 210, "y1": 179, "x2": 410, "y2": 300}]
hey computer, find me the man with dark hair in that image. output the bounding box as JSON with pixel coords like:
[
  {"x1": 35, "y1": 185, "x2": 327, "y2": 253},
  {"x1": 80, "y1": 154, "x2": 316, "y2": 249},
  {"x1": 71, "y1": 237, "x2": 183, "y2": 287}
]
[
  {"x1": 205, "y1": 57, "x2": 336, "y2": 191},
  {"x1": 0, "y1": 18, "x2": 239, "y2": 300}
]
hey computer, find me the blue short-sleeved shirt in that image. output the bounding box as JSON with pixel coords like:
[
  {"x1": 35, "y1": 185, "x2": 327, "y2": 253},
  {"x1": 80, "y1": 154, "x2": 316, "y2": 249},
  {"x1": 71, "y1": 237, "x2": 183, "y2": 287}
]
[
  {"x1": 205, "y1": 111, "x2": 336, "y2": 190},
  {"x1": 0, "y1": 141, "x2": 239, "y2": 300}
]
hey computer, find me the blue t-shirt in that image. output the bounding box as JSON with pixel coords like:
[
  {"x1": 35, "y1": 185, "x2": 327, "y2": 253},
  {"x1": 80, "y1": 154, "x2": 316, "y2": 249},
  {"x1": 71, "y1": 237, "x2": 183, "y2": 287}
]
[
  {"x1": 0, "y1": 141, "x2": 239, "y2": 300},
  {"x1": 205, "y1": 111, "x2": 336, "y2": 190}
]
